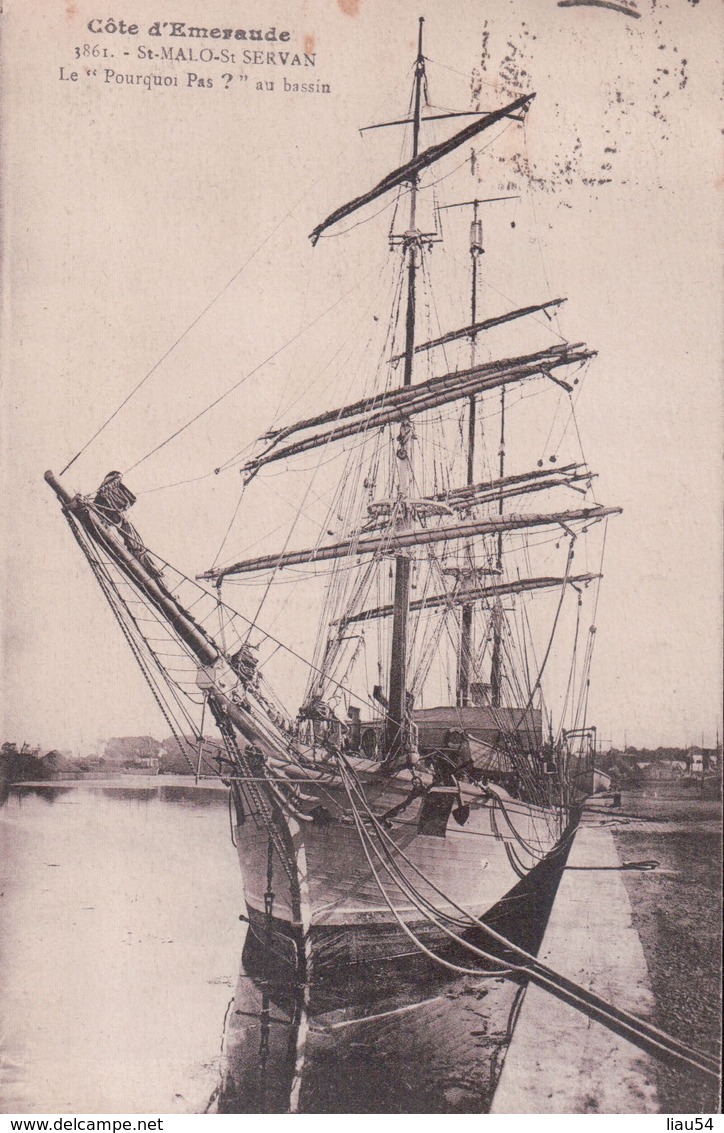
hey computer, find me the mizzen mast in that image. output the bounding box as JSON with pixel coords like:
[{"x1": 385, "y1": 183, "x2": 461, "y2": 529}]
[
  {"x1": 458, "y1": 200, "x2": 483, "y2": 708},
  {"x1": 491, "y1": 318, "x2": 508, "y2": 709}
]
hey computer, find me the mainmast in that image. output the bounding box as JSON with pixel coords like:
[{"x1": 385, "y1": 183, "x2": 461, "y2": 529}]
[{"x1": 385, "y1": 15, "x2": 425, "y2": 762}]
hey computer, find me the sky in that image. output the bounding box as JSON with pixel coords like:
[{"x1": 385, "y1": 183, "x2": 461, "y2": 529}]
[{"x1": 1, "y1": 0, "x2": 721, "y2": 752}]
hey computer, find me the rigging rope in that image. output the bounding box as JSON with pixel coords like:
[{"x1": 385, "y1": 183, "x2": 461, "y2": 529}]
[
  {"x1": 60, "y1": 183, "x2": 318, "y2": 478},
  {"x1": 124, "y1": 262, "x2": 383, "y2": 478},
  {"x1": 65, "y1": 514, "x2": 208, "y2": 775},
  {"x1": 76, "y1": 513, "x2": 376, "y2": 714}
]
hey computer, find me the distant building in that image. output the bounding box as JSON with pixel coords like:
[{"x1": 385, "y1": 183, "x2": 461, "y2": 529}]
[
  {"x1": 687, "y1": 748, "x2": 704, "y2": 774},
  {"x1": 636, "y1": 760, "x2": 686, "y2": 782},
  {"x1": 121, "y1": 754, "x2": 161, "y2": 775}
]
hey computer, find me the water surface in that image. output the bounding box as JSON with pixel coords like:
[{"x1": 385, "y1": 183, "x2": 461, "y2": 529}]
[
  {"x1": 1, "y1": 778, "x2": 562, "y2": 1114},
  {"x1": 1, "y1": 780, "x2": 242, "y2": 1113}
]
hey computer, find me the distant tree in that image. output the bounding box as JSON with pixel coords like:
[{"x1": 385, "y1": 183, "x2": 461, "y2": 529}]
[
  {"x1": 1, "y1": 743, "x2": 46, "y2": 782},
  {"x1": 158, "y1": 735, "x2": 224, "y2": 774},
  {"x1": 104, "y1": 736, "x2": 162, "y2": 764}
]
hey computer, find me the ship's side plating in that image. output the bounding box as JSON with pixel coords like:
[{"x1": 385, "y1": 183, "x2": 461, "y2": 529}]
[{"x1": 230, "y1": 755, "x2": 568, "y2": 969}]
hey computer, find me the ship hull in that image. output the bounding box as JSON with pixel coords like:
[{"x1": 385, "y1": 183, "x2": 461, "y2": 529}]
[{"x1": 232, "y1": 769, "x2": 571, "y2": 973}]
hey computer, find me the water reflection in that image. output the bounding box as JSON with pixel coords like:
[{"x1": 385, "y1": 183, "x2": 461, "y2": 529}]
[
  {"x1": 1, "y1": 780, "x2": 568, "y2": 1114},
  {"x1": 1, "y1": 781, "x2": 241, "y2": 1114},
  {"x1": 5, "y1": 784, "x2": 74, "y2": 804},
  {"x1": 218, "y1": 942, "x2": 526, "y2": 1113},
  {"x1": 95, "y1": 785, "x2": 226, "y2": 809},
  {"x1": 217, "y1": 835, "x2": 572, "y2": 1114}
]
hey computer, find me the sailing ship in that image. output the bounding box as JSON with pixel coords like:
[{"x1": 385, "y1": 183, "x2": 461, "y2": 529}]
[{"x1": 46, "y1": 21, "x2": 621, "y2": 979}]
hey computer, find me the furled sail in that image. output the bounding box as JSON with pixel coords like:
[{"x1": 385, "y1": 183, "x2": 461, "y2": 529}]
[
  {"x1": 309, "y1": 93, "x2": 534, "y2": 245},
  {"x1": 200, "y1": 505, "x2": 620, "y2": 581},
  {"x1": 243, "y1": 343, "x2": 593, "y2": 479},
  {"x1": 433, "y1": 463, "x2": 593, "y2": 509},
  {"x1": 355, "y1": 466, "x2": 594, "y2": 532},
  {"x1": 336, "y1": 572, "x2": 601, "y2": 625},
  {"x1": 388, "y1": 299, "x2": 566, "y2": 363}
]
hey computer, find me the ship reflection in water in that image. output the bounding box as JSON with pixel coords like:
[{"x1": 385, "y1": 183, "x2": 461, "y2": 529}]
[
  {"x1": 0, "y1": 781, "x2": 566, "y2": 1114},
  {"x1": 217, "y1": 839, "x2": 569, "y2": 1114},
  {"x1": 218, "y1": 944, "x2": 526, "y2": 1114}
]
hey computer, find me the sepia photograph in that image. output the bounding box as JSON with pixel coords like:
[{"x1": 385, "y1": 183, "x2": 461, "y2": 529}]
[{"x1": 1, "y1": 0, "x2": 721, "y2": 1117}]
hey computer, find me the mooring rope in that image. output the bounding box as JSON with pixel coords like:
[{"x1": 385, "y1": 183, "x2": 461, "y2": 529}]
[{"x1": 336, "y1": 754, "x2": 720, "y2": 1080}]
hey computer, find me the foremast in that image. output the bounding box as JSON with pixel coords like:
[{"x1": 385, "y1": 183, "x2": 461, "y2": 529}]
[{"x1": 385, "y1": 16, "x2": 425, "y2": 763}]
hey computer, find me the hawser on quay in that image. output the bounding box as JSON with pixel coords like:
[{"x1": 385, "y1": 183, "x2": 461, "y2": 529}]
[{"x1": 45, "y1": 18, "x2": 718, "y2": 1102}]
